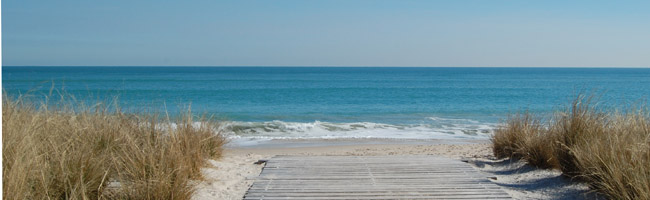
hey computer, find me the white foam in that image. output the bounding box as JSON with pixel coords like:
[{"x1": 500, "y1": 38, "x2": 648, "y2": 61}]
[{"x1": 220, "y1": 117, "x2": 496, "y2": 141}]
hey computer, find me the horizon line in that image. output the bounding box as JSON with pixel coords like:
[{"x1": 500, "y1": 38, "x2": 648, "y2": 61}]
[{"x1": 3, "y1": 65, "x2": 650, "y2": 69}]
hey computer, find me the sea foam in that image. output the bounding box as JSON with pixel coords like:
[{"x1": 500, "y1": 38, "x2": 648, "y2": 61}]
[{"x1": 220, "y1": 117, "x2": 495, "y2": 140}]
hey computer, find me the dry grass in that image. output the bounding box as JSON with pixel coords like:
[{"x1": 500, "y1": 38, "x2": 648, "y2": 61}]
[
  {"x1": 2, "y1": 95, "x2": 226, "y2": 200},
  {"x1": 492, "y1": 112, "x2": 557, "y2": 169},
  {"x1": 492, "y1": 94, "x2": 650, "y2": 199},
  {"x1": 570, "y1": 112, "x2": 650, "y2": 200},
  {"x1": 550, "y1": 95, "x2": 609, "y2": 178}
]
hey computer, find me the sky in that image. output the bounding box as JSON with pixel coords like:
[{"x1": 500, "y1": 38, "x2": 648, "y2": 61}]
[{"x1": 2, "y1": 0, "x2": 650, "y2": 67}]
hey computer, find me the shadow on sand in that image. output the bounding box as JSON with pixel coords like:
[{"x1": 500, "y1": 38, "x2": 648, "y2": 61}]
[{"x1": 468, "y1": 158, "x2": 602, "y2": 200}]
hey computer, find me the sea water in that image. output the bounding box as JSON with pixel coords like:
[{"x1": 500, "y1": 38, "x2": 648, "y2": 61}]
[{"x1": 3, "y1": 67, "x2": 650, "y2": 142}]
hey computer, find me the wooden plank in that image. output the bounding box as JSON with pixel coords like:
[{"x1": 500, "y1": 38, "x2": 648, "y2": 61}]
[
  {"x1": 246, "y1": 190, "x2": 509, "y2": 194},
  {"x1": 255, "y1": 176, "x2": 491, "y2": 179},
  {"x1": 249, "y1": 185, "x2": 503, "y2": 188},
  {"x1": 245, "y1": 192, "x2": 510, "y2": 195},
  {"x1": 245, "y1": 193, "x2": 510, "y2": 197},
  {"x1": 244, "y1": 196, "x2": 512, "y2": 200},
  {"x1": 244, "y1": 156, "x2": 511, "y2": 199},
  {"x1": 250, "y1": 180, "x2": 492, "y2": 183},
  {"x1": 249, "y1": 186, "x2": 504, "y2": 190}
]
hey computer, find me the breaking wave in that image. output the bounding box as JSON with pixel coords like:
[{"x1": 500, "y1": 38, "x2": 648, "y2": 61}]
[{"x1": 220, "y1": 117, "x2": 496, "y2": 140}]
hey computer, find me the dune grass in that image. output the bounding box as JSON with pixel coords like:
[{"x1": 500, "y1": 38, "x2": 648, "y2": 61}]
[
  {"x1": 2, "y1": 95, "x2": 226, "y2": 199},
  {"x1": 492, "y1": 94, "x2": 650, "y2": 199},
  {"x1": 492, "y1": 112, "x2": 558, "y2": 169}
]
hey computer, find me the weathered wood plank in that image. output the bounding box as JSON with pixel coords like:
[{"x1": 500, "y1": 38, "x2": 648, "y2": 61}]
[
  {"x1": 245, "y1": 191, "x2": 510, "y2": 195},
  {"x1": 249, "y1": 186, "x2": 504, "y2": 190},
  {"x1": 244, "y1": 196, "x2": 512, "y2": 200},
  {"x1": 249, "y1": 185, "x2": 504, "y2": 189},
  {"x1": 244, "y1": 156, "x2": 511, "y2": 199}
]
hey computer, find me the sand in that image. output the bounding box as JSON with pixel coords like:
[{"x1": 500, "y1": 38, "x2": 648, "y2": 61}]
[{"x1": 192, "y1": 139, "x2": 598, "y2": 200}]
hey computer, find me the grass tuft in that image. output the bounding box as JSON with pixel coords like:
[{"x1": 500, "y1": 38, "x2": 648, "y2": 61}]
[
  {"x1": 492, "y1": 112, "x2": 557, "y2": 169},
  {"x1": 492, "y1": 94, "x2": 650, "y2": 199},
  {"x1": 2, "y1": 94, "x2": 226, "y2": 200}
]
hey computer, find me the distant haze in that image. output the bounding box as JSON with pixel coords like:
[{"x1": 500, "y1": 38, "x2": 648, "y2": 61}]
[{"x1": 3, "y1": 0, "x2": 650, "y2": 67}]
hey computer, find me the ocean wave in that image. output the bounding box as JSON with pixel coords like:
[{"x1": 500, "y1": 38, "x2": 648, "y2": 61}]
[{"x1": 220, "y1": 117, "x2": 495, "y2": 140}]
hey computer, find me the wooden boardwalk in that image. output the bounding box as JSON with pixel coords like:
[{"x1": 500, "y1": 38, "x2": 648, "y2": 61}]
[{"x1": 244, "y1": 156, "x2": 511, "y2": 199}]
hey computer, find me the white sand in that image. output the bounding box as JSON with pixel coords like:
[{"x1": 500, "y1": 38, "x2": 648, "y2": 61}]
[
  {"x1": 192, "y1": 153, "x2": 266, "y2": 200},
  {"x1": 468, "y1": 158, "x2": 600, "y2": 200},
  {"x1": 193, "y1": 139, "x2": 598, "y2": 200}
]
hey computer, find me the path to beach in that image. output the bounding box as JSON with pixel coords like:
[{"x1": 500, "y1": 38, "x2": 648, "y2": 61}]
[
  {"x1": 193, "y1": 141, "x2": 596, "y2": 200},
  {"x1": 244, "y1": 155, "x2": 511, "y2": 199}
]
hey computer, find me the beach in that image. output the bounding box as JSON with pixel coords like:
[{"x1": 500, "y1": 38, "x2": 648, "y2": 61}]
[
  {"x1": 193, "y1": 139, "x2": 596, "y2": 200},
  {"x1": 4, "y1": 0, "x2": 650, "y2": 198}
]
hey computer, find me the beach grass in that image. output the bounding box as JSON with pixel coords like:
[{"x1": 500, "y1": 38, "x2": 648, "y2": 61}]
[
  {"x1": 2, "y1": 95, "x2": 226, "y2": 199},
  {"x1": 492, "y1": 94, "x2": 650, "y2": 199},
  {"x1": 492, "y1": 112, "x2": 558, "y2": 169}
]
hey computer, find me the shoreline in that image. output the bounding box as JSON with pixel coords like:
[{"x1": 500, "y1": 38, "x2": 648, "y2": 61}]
[
  {"x1": 227, "y1": 137, "x2": 490, "y2": 148},
  {"x1": 194, "y1": 139, "x2": 596, "y2": 200}
]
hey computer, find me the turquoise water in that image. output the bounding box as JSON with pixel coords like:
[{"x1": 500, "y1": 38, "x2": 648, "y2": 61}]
[{"x1": 3, "y1": 67, "x2": 650, "y2": 140}]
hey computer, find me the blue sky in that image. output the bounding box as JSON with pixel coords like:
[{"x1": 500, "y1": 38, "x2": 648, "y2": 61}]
[{"x1": 2, "y1": 0, "x2": 650, "y2": 67}]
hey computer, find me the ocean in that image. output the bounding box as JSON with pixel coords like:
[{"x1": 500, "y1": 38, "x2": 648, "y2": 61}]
[{"x1": 3, "y1": 67, "x2": 650, "y2": 142}]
